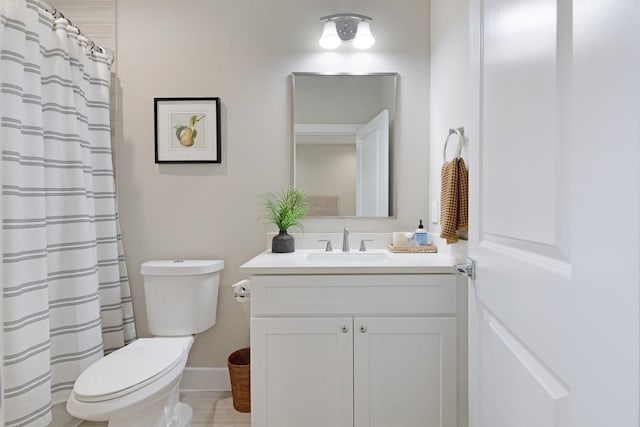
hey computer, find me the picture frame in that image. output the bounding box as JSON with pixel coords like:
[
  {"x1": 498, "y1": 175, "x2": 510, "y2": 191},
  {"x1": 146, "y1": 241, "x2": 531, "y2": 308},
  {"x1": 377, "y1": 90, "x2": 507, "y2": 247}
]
[{"x1": 154, "y1": 97, "x2": 221, "y2": 163}]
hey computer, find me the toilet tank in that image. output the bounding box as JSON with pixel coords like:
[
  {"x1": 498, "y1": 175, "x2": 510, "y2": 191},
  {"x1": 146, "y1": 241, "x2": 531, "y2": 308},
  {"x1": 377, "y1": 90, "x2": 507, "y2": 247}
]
[{"x1": 141, "y1": 260, "x2": 224, "y2": 336}]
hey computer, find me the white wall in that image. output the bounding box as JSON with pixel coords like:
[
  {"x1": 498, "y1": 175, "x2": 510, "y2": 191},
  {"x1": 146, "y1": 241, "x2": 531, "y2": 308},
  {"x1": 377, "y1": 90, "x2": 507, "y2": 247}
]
[
  {"x1": 430, "y1": 2, "x2": 469, "y2": 425},
  {"x1": 116, "y1": 0, "x2": 430, "y2": 367},
  {"x1": 429, "y1": 0, "x2": 469, "y2": 257}
]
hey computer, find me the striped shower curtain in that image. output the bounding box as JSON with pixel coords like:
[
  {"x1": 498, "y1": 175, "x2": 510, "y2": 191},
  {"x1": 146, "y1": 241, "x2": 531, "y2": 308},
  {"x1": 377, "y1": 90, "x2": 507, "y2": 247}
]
[{"x1": 0, "y1": 1, "x2": 136, "y2": 425}]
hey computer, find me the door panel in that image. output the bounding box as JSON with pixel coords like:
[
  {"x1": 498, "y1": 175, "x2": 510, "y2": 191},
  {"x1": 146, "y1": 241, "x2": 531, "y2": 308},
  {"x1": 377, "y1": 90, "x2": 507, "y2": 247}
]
[
  {"x1": 469, "y1": 0, "x2": 640, "y2": 426},
  {"x1": 474, "y1": 0, "x2": 573, "y2": 390},
  {"x1": 356, "y1": 109, "x2": 389, "y2": 216},
  {"x1": 482, "y1": 0, "x2": 559, "y2": 246},
  {"x1": 480, "y1": 308, "x2": 568, "y2": 427}
]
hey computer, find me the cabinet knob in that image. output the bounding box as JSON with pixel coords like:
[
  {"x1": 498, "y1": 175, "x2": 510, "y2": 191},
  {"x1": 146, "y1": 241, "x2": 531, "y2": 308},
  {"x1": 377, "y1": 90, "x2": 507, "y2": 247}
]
[
  {"x1": 341, "y1": 325, "x2": 349, "y2": 333},
  {"x1": 360, "y1": 325, "x2": 367, "y2": 333}
]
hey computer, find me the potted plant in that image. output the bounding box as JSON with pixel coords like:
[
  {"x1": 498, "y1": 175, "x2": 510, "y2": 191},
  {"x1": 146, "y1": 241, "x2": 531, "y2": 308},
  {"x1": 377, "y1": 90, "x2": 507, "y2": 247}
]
[{"x1": 260, "y1": 187, "x2": 309, "y2": 253}]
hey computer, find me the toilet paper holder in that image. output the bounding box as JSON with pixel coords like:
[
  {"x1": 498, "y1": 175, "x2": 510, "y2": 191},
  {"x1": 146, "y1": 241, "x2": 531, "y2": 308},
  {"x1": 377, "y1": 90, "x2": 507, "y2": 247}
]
[{"x1": 232, "y1": 279, "x2": 251, "y2": 299}]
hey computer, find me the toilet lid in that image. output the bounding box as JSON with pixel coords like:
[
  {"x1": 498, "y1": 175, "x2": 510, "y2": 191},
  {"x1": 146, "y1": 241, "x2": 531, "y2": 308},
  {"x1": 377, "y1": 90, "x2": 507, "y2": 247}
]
[{"x1": 73, "y1": 338, "x2": 188, "y2": 402}]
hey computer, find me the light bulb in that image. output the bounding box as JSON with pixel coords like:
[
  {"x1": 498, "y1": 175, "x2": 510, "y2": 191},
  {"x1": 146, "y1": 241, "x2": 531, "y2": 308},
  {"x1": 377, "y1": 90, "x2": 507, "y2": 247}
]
[
  {"x1": 318, "y1": 21, "x2": 341, "y2": 49},
  {"x1": 352, "y1": 21, "x2": 375, "y2": 49}
]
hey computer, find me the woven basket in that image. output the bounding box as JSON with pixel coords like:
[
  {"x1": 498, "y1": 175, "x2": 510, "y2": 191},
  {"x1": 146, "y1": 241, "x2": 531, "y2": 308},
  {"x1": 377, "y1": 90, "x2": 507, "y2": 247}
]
[
  {"x1": 227, "y1": 347, "x2": 251, "y2": 412},
  {"x1": 388, "y1": 244, "x2": 438, "y2": 253}
]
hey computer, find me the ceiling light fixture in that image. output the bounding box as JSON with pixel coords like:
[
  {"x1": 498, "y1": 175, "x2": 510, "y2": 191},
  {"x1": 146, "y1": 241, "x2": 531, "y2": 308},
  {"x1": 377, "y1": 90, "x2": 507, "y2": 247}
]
[{"x1": 318, "y1": 13, "x2": 375, "y2": 50}]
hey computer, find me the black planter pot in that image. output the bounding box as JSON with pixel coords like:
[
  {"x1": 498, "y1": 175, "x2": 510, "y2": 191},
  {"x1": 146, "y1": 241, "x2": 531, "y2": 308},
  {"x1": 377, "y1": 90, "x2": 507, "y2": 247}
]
[{"x1": 272, "y1": 230, "x2": 295, "y2": 253}]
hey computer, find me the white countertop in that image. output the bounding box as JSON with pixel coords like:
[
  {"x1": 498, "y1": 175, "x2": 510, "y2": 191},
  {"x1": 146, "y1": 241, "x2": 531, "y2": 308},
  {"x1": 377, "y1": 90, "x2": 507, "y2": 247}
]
[{"x1": 240, "y1": 249, "x2": 459, "y2": 275}]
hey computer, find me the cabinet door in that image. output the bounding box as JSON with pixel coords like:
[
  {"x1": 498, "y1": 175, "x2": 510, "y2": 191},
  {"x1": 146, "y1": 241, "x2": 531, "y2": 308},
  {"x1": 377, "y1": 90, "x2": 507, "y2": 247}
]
[
  {"x1": 353, "y1": 317, "x2": 457, "y2": 427},
  {"x1": 251, "y1": 317, "x2": 354, "y2": 427}
]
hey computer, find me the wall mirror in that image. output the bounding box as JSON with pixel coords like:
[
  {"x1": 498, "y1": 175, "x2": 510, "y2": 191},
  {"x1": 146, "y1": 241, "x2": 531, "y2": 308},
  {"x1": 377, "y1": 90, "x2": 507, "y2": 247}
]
[{"x1": 292, "y1": 72, "x2": 398, "y2": 217}]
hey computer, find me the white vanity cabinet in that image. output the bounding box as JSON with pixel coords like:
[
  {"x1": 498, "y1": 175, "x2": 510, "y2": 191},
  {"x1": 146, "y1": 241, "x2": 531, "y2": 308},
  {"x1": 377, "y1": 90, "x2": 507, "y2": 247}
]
[{"x1": 248, "y1": 273, "x2": 459, "y2": 427}]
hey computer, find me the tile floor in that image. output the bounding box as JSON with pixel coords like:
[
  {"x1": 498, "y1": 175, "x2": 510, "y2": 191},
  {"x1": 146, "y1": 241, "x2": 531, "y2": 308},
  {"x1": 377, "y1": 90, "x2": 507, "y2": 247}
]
[{"x1": 79, "y1": 392, "x2": 251, "y2": 426}]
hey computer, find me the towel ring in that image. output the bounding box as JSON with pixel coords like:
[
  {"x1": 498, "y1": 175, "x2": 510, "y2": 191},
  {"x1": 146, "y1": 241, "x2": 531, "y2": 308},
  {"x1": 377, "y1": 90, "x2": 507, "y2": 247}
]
[{"x1": 443, "y1": 127, "x2": 465, "y2": 162}]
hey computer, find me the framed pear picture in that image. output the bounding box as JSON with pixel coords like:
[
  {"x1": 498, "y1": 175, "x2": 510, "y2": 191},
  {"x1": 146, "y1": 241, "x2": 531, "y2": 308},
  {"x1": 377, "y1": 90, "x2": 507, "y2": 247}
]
[{"x1": 154, "y1": 97, "x2": 221, "y2": 163}]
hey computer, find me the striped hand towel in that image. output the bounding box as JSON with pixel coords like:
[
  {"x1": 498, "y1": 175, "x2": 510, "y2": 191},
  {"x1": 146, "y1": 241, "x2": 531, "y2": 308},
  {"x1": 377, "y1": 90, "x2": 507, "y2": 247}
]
[{"x1": 440, "y1": 157, "x2": 469, "y2": 244}]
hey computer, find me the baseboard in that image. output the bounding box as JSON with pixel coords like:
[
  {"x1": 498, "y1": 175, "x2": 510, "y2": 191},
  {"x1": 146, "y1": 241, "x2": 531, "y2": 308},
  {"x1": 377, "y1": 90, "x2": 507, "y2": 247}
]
[{"x1": 180, "y1": 367, "x2": 231, "y2": 392}]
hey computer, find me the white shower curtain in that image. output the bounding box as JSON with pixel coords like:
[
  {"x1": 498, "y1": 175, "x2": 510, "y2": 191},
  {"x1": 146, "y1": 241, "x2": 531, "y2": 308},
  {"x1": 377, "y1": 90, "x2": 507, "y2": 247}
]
[{"x1": 0, "y1": 1, "x2": 136, "y2": 425}]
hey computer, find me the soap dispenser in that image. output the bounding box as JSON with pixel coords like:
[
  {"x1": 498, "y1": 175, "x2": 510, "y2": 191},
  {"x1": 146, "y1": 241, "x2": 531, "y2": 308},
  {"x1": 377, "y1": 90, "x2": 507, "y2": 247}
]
[{"x1": 414, "y1": 219, "x2": 428, "y2": 246}]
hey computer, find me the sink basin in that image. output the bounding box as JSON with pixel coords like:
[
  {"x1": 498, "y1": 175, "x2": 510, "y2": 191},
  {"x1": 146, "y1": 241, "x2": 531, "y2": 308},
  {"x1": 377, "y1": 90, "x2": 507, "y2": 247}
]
[{"x1": 306, "y1": 251, "x2": 391, "y2": 264}]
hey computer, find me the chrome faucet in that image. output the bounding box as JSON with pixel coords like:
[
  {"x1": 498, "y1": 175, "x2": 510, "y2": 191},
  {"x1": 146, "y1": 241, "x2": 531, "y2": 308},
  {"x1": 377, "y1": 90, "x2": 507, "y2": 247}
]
[{"x1": 342, "y1": 226, "x2": 350, "y2": 252}]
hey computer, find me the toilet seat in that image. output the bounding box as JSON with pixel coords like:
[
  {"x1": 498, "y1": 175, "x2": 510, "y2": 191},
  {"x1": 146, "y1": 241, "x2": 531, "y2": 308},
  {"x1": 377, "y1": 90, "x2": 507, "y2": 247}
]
[{"x1": 73, "y1": 337, "x2": 190, "y2": 403}]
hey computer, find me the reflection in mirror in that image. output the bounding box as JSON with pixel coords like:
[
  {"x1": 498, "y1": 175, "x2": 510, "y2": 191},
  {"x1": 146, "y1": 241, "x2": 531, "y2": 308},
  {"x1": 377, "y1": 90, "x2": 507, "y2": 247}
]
[{"x1": 292, "y1": 73, "x2": 398, "y2": 217}]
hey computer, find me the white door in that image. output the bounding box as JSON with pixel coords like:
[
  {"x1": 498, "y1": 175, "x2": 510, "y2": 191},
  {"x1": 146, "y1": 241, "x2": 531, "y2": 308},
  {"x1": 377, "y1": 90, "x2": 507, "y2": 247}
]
[
  {"x1": 356, "y1": 110, "x2": 389, "y2": 216},
  {"x1": 353, "y1": 317, "x2": 456, "y2": 427},
  {"x1": 251, "y1": 317, "x2": 354, "y2": 427},
  {"x1": 468, "y1": 1, "x2": 640, "y2": 427}
]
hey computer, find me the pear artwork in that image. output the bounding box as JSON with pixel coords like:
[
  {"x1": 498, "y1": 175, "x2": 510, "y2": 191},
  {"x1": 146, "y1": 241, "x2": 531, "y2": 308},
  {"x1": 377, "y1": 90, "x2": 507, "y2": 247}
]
[{"x1": 174, "y1": 114, "x2": 204, "y2": 147}]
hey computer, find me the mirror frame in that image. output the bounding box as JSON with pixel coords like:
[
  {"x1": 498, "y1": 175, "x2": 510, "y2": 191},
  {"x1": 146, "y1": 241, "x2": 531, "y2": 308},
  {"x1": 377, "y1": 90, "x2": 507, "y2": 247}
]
[{"x1": 291, "y1": 72, "x2": 399, "y2": 219}]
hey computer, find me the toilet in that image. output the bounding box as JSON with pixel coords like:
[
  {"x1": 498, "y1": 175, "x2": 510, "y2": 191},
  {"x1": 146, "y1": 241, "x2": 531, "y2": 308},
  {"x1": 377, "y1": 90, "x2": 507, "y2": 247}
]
[{"x1": 67, "y1": 259, "x2": 224, "y2": 427}]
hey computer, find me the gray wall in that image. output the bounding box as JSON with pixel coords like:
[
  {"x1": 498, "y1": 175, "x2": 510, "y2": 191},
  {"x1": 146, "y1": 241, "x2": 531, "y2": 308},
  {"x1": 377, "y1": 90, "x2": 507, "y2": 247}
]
[
  {"x1": 66, "y1": 0, "x2": 430, "y2": 368},
  {"x1": 296, "y1": 142, "x2": 357, "y2": 215}
]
